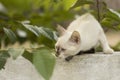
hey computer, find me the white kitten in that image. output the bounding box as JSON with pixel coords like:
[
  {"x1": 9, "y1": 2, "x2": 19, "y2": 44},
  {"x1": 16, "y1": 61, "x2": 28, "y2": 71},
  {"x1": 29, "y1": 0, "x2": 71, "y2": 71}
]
[{"x1": 55, "y1": 13, "x2": 114, "y2": 59}]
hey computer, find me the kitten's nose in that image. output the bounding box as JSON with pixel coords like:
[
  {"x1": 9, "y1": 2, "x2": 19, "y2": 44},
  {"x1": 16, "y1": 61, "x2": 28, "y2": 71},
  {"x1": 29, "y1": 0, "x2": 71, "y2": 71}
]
[{"x1": 55, "y1": 51, "x2": 60, "y2": 57}]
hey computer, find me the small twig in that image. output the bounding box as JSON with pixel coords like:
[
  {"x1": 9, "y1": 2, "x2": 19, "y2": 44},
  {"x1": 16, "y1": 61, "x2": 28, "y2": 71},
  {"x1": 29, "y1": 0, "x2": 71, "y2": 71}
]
[{"x1": 96, "y1": 0, "x2": 100, "y2": 22}]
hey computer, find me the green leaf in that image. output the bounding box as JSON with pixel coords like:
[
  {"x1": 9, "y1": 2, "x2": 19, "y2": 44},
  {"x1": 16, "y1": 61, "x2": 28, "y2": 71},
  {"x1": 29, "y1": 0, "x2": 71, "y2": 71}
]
[
  {"x1": 22, "y1": 50, "x2": 33, "y2": 63},
  {"x1": 22, "y1": 21, "x2": 56, "y2": 40},
  {"x1": 0, "y1": 0, "x2": 32, "y2": 14},
  {"x1": 8, "y1": 48, "x2": 25, "y2": 59},
  {"x1": 33, "y1": 47, "x2": 56, "y2": 80},
  {"x1": 0, "y1": 50, "x2": 10, "y2": 69},
  {"x1": 101, "y1": 18, "x2": 113, "y2": 27},
  {"x1": 101, "y1": 9, "x2": 120, "y2": 30},
  {"x1": 106, "y1": 9, "x2": 120, "y2": 22},
  {"x1": 109, "y1": 9, "x2": 120, "y2": 18},
  {"x1": 63, "y1": 0, "x2": 78, "y2": 10},
  {"x1": 101, "y1": 18, "x2": 120, "y2": 30},
  {"x1": 112, "y1": 42, "x2": 120, "y2": 51},
  {"x1": 53, "y1": 31, "x2": 58, "y2": 41},
  {"x1": 70, "y1": 0, "x2": 93, "y2": 9},
  {"x1": 3, "y1": 27, "x2": 17, "y2": 43},
  {"x1": 39, "y1": 27, "x2": 54, "y2": 40},
  {"x1": 21, "y1": 21, "x2": 40, "y2": 37}
]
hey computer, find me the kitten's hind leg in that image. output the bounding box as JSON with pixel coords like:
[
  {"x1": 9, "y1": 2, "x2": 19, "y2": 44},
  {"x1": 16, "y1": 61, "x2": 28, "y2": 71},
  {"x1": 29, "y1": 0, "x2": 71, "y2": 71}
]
[
  {"x1": 82, "y1": 48, "x2": 95, "y2": 53},
  {"x1": 99, "y1": 31, "x2": 114, "y2": 54},
  {"x1": 65, "y1": 48, "x2": 95, "y2": 61},
  {"x1": 76, "y1": 48, "x2": 95, "y2": 55}
]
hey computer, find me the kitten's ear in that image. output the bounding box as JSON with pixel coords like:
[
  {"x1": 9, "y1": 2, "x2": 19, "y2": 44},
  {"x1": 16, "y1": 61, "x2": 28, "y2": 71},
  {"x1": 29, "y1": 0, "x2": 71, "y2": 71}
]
[
  {"x1": 57, "y1": 24, "x2": 66, "y2": 36},
  {"x1": 69, "y1": 31, "x2": 80, "y2": 44}
]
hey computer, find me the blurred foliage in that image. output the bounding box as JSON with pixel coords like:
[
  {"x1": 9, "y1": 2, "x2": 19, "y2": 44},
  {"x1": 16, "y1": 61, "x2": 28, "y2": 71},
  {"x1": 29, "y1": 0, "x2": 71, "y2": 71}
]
[
  {"x1": 33, "y1": 47, "x2": 55, "y2": 80},
  {"x1": 0, "y1": 0, "x2": 120, "y2": 80},
  {"x1": 0, "y1": 0, "x2": 120, "y2": 47},
  {"x1": 0, "y1": 47, "x2": 55, "y2": 80},
  {"x1": 0, "y1": 50, "x2": 10, "y2": 69}
]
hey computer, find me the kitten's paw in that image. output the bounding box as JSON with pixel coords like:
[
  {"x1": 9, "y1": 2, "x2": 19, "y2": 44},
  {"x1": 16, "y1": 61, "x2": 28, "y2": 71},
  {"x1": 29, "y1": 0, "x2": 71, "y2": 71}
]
[{"x1": 104, "y1": 48, "x2": 114, "y2": 54}]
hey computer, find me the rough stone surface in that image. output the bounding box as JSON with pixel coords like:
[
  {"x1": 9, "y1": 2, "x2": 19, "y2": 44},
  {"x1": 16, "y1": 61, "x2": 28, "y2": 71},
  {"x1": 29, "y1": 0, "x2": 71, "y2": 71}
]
[
  {"x1": 0, "y1": 52, "x2": 120, "y2": 80},
  {"x1": 51, "y1": 52, "x2": 120, "y2": 80},
  {"x1": 0, "y1": 56, "x2": 42, "y2": 80}
]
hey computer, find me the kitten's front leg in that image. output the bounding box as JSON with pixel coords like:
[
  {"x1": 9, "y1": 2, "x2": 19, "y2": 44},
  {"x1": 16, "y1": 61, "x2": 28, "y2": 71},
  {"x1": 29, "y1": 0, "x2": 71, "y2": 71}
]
[{"x1": 99, "y1": 31, "x2": 114, "y2": 54}]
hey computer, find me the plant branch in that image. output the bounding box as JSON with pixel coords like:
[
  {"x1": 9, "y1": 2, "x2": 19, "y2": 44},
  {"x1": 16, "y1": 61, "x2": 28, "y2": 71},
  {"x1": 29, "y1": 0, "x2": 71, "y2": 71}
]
[{"x1": 96, "y1": 0, "x2": 100, "y2": 22}]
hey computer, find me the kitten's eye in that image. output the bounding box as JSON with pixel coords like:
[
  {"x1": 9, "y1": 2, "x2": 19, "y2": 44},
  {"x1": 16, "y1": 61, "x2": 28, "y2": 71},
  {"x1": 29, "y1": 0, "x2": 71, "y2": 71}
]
[{"x1": 61, "y1": 48, "x2": 66, "y2": 51}]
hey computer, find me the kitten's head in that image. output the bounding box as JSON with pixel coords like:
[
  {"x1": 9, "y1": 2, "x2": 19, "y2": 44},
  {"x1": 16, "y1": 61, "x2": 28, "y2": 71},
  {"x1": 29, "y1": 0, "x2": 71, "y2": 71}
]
[{"x1": 55, "y1": 25, "x2": 81, "y2": 59}]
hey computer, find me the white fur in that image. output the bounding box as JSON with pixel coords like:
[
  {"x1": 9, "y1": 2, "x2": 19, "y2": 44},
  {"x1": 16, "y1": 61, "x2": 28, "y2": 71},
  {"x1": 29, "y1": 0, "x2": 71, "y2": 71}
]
[{"x1": 55, "y1": 13, "x2": 114, "y2": 58}]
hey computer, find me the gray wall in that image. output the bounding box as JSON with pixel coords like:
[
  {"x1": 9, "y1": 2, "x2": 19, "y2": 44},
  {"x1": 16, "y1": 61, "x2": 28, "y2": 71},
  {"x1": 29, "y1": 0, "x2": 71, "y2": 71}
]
[{"x1": 105, "y1": 0, "x2": 120, "y2": 10}]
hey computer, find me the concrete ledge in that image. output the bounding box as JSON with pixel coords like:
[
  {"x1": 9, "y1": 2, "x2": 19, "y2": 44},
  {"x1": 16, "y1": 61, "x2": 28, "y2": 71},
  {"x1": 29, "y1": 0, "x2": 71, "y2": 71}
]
[
  {"x1": 0, "y1": 52, "x2": 120, "y2": 80},
  {"x1": 51, "y1": 52, "x2": 120, "y2": 80}
]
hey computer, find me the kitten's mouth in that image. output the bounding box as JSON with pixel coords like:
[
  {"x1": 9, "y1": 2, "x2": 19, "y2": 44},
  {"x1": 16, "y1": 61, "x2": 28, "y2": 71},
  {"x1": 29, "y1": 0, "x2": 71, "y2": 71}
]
[
  {"x1": 65, "y1": 56, "x2": 74, "y2": 61},
  {"x1": 55, "y1": 53, "x2": 74, "y2": 61},
  {"x1": 55, "y1": 54, "x2": 59, "y2": 57}
]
